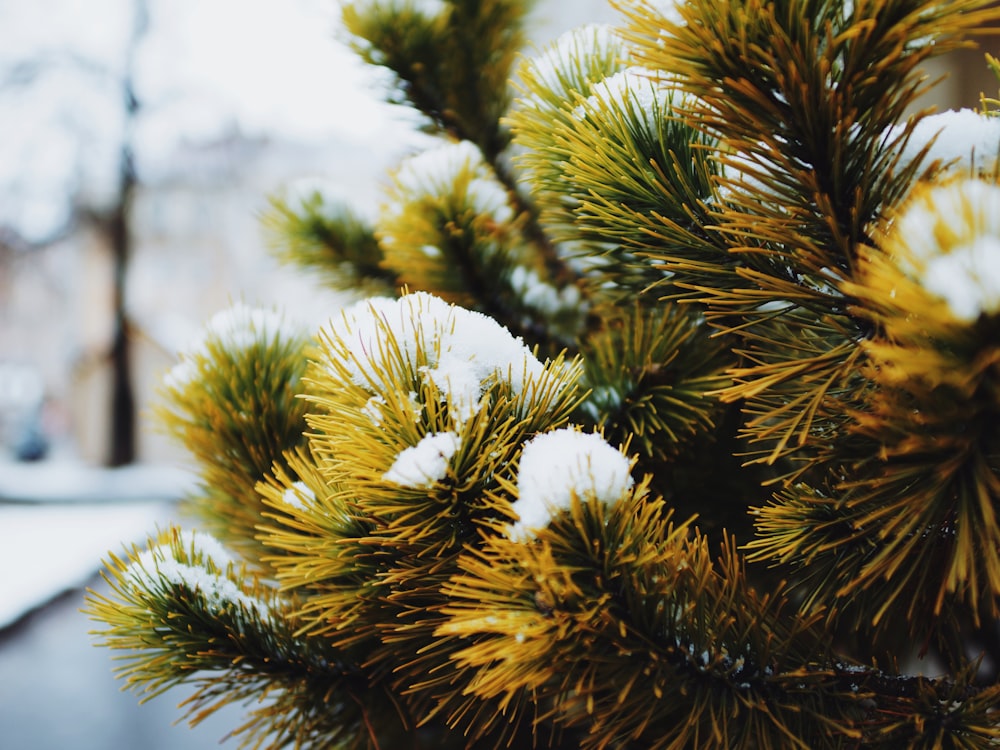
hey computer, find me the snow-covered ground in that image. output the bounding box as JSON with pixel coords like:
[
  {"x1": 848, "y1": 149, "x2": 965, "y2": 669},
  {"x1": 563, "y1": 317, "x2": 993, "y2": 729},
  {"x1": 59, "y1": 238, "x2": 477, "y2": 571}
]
[{"x1": 0, "y1": 459, "x2": 195, "y2": 629}]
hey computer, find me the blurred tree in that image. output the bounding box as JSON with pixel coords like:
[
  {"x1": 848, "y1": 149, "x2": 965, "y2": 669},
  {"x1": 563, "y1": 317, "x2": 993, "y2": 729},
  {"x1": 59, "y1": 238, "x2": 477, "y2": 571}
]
[
  {"x1": 103, "y1": 0, "x2": 147, "y2": 466},
  {"x1": 0, "y1": 0, "x2": 148, "y2": 465}
]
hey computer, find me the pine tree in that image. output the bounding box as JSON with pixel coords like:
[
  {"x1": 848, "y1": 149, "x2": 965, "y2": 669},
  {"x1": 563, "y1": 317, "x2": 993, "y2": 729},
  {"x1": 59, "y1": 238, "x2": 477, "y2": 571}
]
[{"x1": 85, "y1": 0, "x2": 1000, "y2": 747}]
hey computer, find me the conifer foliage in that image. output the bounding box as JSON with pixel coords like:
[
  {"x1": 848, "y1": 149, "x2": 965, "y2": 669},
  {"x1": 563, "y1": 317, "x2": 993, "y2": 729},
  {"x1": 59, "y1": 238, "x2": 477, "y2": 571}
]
[{"x1": 86, "y1": 0, "x2": 1000, "y2": 747}]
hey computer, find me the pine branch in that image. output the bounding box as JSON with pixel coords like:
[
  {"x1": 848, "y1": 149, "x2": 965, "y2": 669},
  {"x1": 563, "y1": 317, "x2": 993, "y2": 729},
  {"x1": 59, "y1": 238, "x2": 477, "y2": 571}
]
[
  {"x1": 618, "y1": 0, "x2": 1000, "y2": 472},
  {"x1": 751, "y1": 178, "x2": 1000, "y2": 648},
  {"x1": 267, "y1": 293, "x2": 586, "y2": 732},
  {"x1": 507, "y1": 24, "x2": 730, "y2": 304},
  {"x1": 442, "y1": 491, "x2": 1000, "y2": 748},
  {"x1": 576, "y1": 302, "x2": 732, "y2": 463},
  {"x1": 84, "y1": 528, "x2": 404, "y2": 750},
  {"x1": 154, "y1": 305, "x2": 313, "y2": 565},
  {"x1": 262, "y1": 191, "x2": 398, "y2": 295},
  {"x1": 340, "y1": 1, "x2": 584, "y2": 342},
  {"x1": 86, "y1": 2, "x2": 1000, "y2": 748},
  {"x1": 342, "y1": 0, "x2": 532, "y2": 161}
]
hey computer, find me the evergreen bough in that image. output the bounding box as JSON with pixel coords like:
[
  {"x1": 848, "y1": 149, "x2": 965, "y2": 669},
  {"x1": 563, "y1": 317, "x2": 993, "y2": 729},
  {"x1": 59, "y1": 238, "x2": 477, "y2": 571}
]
[{"x1": 86, "y1": 0, "x2": 1000, "y2": 747}]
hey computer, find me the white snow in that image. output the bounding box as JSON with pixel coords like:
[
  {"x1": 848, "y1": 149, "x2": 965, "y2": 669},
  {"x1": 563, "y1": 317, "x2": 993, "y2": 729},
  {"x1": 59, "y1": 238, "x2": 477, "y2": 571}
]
[
  {"x1": 922, "y1": 235, "x2": 1000, "y2": 321},
  {"x1": 392, "y1": 140, "x2": 481, "y2": 194},
  {"x1": 0, "y1": 457, "x2": 196, "y2": 629},
  {"x1": 166, "y1": 560, "x2": 269, "y2": 616},
  {"x1": 127, "y1": 529, "x2": 271, "y2": 619},
  {"x1": 890, "y1": 109, "x2": 1000, "y2": 176},
  {"x1": 465, "y1": 176, "x2": 515, "y2": 224},
  {"x1": 281, "y1": 480, "x2": 315, "y2": 509},
  {"x1": 325, "y1": 291, "x2": 551, "y2": 410},
  {"x1": 421, "y1": 358, "x2": 486, "y2": 424},
  {"x1": 508, "y1": 427, "x2": 633, "y2": 539},
  {"x1": 578, "y1": 67, "x2": 673, "y2": 131},
  {"x1": 508, "y1": 266, "x2": 582, "y2": 317},
  {"x1": 0, "y1": 501, "x2": 167, "y2": 630},
  {"x1": 892, "y1": 179, "x2": 1000, "y2": 320},
  {"x1": 524, "y1": 23, "x2": 623, "y2": 100},
  {"x1": 383, "y1": 430, "x2": 461, "y2": 487},
  {"x1": 130, "y1": 529, "x2": 233, "y2": 574},
  {"x1": 164, "y1": 302, "x2": 310, "y2": 389},
  {"x1": 202, "y1": 303, "x2": 305, "y2": 351},
  {"x1": 386, "y1": 140, "x2": 514, "y2": 225},
  {"x1": 0, "y1": 459, "x2": 195, "y2": 504},
  {"x1": 362, "y1": 395, "x2": 388, "y2": 425}
]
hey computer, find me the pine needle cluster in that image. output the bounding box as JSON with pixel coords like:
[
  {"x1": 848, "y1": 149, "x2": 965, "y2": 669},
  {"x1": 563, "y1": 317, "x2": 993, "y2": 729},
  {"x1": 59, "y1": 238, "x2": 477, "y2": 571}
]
[{"x1": 85, "y1": 0, "x2": 1000, "y2": 747}]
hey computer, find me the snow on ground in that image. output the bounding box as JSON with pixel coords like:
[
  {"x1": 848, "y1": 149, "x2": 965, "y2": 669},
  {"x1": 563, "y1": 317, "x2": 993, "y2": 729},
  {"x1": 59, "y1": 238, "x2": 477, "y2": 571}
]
[
  {"x1": 0, "y1": 459, "x2": 194, "y2": 504},
  {"x1": 0, "y1": 459, "x2": 195, "y2": 629}
]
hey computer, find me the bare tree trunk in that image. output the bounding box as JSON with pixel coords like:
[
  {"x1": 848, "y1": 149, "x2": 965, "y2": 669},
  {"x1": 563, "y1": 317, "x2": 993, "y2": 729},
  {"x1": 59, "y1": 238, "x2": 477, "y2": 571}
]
[
  {"x1": 107, "y1": 148, "x2": 135, "y2": 466},
  {"x1": 106, "y1": 0, "x2": 147, "y2": 467}
]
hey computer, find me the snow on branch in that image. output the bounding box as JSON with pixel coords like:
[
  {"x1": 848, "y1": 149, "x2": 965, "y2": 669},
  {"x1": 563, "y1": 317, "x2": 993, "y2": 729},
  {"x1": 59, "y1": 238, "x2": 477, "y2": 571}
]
[
  {"x1": 508, "y1": 427, "x2": 633, "y2": 539},
  {"x1": 324, "y1": 290, "x2": 553, "y2": 417}
]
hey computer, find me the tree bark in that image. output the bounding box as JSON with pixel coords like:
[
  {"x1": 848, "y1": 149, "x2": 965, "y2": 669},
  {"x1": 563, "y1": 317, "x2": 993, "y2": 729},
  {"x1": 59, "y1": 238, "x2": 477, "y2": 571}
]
[
  {"x1": 107, "y1": 149, "x2": 135, "y2": 467},
  {"x1": 106, "y1": 0, "x2": 147, "y2": 466}
]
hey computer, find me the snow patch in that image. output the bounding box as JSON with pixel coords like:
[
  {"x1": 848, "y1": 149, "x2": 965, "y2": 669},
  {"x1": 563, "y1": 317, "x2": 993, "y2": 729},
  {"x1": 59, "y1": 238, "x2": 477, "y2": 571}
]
[
  {"x1": 325, "y1": 291, "x2": 552, "y2": 418},
  {"x1": 387, "y1": 140, "x2": 513, "y2": 225},
  {"x1": 130, "y1": 529, "x2": 233, "y2": 575},
  {"x1": 890, "y1": 109, "x2": 1000, "y2": 176},
  {"x1": 421, "y1": 358, "x2": 485, "y2": 424},
  {"x1": 362, "y1": 395, "x2": 388, "y2": 425},
  {"x1": 384, "y1": 430, "x2": 461, "y2": 488},
  {"x1": 922, "y1": 235, "x2": 1000, "y2": 321},
  {"x1": 201, "y1": 303, "x2": 303, "y2": 352},
  {"x1": 892, "y1": 179, "x2": 1000, "y2": 320},
  {"x1": 0, "y1": 500, "x2": 167, "y2": 629},
  {"x1": 127, "y1": 529, "x2": 271, "y2": 620},
  {"x1": 527, "y1": 24, "x2": 622, "y2": 98},
  {"x1": 578, "y1": 67, "x2": 674, "y2": 132},
  {"x1": 509, "y1": 266, "x2": 582, "y2": 317},
  {"x1": 142, "y1": 559, "x2": 270, "y2": 619},
  {"x1": 164, "y1": 302, "x2": 309, "y2": 389},
  {"x1": 508, "y1": 428, "x2": 633, "y2": 540},
  {"x1": 280, "y1": 480, "x2": 315, "y2": 510}
]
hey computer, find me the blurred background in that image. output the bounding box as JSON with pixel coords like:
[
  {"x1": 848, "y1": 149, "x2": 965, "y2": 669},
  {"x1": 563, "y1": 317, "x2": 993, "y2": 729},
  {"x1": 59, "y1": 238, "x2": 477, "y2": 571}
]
[{"x1": 0, "y1": 0, "x2": 995, "y2": 747}]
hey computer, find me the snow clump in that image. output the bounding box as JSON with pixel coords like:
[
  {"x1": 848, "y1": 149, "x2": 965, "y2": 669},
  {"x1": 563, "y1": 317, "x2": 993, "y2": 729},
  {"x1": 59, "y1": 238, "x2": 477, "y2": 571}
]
[
  {"x1": 126, "y1": 530, "x2": 271, "y2": 620},
  {"x1": 383, "y1": 430, "x2": 462, "y2": 488},
  {"x1": 889, "y1": 109, "x2": 1000, "y2": 176},
  {"x1": 577, "y1": 67, "x2": 676, "y2": 132},
  {"x1": 386, "y1": 139, "x2": 513, "y2": 225},
  {"x1": 280, "y1": 481, "x2": 315, "y2": 510},
  {"x1": 891, "y1": 179, "x2": 1000, "y2": 321},
  {"x1": 526, "y1": 24, "x2": 624, "y2": 100},
  {"x1": 508, "y1": 266, "x2": 582, "y2": 318},
  {"x1": 199, "y1": 303, "x2": 300, "y2": 353},
  {"x1": 508, "y1": 428, "x2": 633, "y2": 540},
  {"x1": 325, "y1": 291, "x2": 554, "y2": 422},
  {"x1": 164, "y1": 303, "x2": 308, "y2": 390}
]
